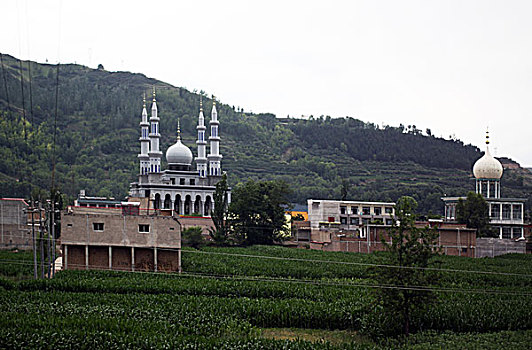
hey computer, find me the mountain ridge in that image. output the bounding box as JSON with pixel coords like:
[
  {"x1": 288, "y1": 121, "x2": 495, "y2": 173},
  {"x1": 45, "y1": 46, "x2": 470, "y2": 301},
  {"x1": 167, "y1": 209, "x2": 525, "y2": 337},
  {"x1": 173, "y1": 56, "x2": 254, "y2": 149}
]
[{"x1": 0, "y1": 53, "x2": 530, "y2": 215}]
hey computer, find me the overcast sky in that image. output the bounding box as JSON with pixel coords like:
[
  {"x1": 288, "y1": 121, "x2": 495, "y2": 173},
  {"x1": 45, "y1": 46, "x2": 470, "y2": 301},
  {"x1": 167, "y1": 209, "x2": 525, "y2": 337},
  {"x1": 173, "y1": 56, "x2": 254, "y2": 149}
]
[{"x1": 2, "y1": 0, "x2": 531, "y2": 166}]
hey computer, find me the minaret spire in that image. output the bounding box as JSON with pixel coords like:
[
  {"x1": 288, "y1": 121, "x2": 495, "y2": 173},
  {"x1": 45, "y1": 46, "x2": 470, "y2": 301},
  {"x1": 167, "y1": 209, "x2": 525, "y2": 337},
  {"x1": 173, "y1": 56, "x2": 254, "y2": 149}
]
[
  {"x1": 138, "y1": 94, "x2": 150, "y2": 175},
  {"x1": 196, "y1": 96, "x2": 208, "y2": 178},
  {"x1": 207, "y1": 95, "x2": 222, "y2": 176},
  {"x1": 148, "y1": 86, "x2": 162, "y2": 173}
]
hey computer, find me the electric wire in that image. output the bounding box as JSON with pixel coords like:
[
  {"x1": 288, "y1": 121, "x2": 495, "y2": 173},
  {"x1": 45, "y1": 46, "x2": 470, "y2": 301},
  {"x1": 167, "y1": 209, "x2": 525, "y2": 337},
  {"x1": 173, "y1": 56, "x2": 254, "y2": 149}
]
[{"x1": 0, "y1": 259, "x2": 531, "y2": 297}]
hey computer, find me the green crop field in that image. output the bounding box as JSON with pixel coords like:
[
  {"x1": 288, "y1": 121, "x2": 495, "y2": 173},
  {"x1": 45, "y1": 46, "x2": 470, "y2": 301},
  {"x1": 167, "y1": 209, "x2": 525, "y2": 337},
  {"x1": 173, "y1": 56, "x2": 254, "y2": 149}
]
[{"x1": 1, "y1": 247, "x2": 531, "y2": 349}]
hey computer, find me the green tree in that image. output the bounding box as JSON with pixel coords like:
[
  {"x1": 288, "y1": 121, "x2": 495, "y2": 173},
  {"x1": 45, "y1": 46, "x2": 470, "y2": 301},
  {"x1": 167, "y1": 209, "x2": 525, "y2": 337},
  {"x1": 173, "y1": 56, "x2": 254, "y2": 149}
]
[
  {"x1": 182, "y1": 226, "x2": 204, "y2": 249},
  {"x1": 209, "y1": 173, "x2": 230, "y2": 245},
  {"x1": 229, "y1": 180, "x2": 291, "y2": 245},
  {"x1": 371, "y1": 196, "x2": 440, "y2": 336},
  {"x1": 456, "y1": 192, "x2": 492, "y2": 237}
]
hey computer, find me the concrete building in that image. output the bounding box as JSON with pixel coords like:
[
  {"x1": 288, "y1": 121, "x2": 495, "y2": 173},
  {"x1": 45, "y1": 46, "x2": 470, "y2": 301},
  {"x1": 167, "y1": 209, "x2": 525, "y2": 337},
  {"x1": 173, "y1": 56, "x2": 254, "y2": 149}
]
[
  {"x1": 0, "y1": 198, "x2": 31, "y2": 250},
  {"x1": 61, "y1": 205, "x2": 181, "y2": 272},
  {"x1": 307, "y1": 220, "x2": 477, "y2": 258},
  {"x1": 129, "y1": 91, "x2": 230, "y2": 216},
  {"x1": 307, "y1": 199, "x2": 395, "y2": 242},
  {"x1": 442, "y1": 131, "x2": 526, "y2": 241}
]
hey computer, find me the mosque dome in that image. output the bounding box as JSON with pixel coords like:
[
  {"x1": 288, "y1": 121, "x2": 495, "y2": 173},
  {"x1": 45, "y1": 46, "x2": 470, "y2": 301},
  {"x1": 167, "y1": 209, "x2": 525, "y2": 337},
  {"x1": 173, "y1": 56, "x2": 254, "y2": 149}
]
[
  {"x1": 166, "y1": 122, "x2": 193, "y2": 166},
  {"x1": 472, "y1": 132, "x2": 503, "y2": 179},
  {"x1": 166, "y1": 140, "x2": 193, "y2": 165}
]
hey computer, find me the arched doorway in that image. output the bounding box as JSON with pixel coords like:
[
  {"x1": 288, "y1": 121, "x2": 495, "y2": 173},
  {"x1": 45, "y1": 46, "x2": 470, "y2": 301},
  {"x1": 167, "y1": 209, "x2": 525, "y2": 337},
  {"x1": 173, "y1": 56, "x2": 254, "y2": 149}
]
[
  {"x1": 164, "y1": 194, "x2": 171, "y2": 209},
  {"x1": 184, "y1": 195, "x2": 192, "y2": 215},
  {"x1": 174, "y1": 194, "x2": 181, "y2": 214},
  {"x1": 194, "y1": 195, "x2": 202, "y2": 215},
  {"x1": 204, "y1": 196, "x2": 212, "y2": 216},
  {"x1": 154, "y1": 193, "x2": 161, "y2": 210}
]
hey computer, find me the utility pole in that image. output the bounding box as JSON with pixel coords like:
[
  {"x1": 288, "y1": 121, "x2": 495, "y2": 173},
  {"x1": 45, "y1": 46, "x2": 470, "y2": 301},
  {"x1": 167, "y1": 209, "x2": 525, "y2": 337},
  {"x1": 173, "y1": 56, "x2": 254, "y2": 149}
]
[
  {"x1": 38, "y1": 201, "x2": 45, "y2": 278},
  {"x1": 46, "y1": 200, "x2": 52, "y2": 278},
  {"x1": 51, "y1": 198, "x2": 56, "y2": 278},
  {"x1": 30, "y1": 199, "x2": 37, "y2": 279}
]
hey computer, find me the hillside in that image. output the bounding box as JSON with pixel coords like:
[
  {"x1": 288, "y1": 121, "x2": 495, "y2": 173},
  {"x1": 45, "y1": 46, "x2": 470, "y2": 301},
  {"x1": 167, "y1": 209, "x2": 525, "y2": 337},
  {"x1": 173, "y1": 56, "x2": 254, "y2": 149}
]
[{"x1": 1, "y1": 53, "x2": 531, "y2": 214}]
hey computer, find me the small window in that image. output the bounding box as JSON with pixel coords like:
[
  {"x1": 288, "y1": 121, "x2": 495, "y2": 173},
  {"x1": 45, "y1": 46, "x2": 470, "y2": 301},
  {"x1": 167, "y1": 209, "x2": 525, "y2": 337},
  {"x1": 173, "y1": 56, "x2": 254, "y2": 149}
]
[
  {"x1": 340, "y1": 206, "x2": 346, "y2": 214},
  {"x1": 93, "y1": 223, "x2": 104, "y2": 231},
  {"x1": 385, "y1": 207, "x2": 393, "y2": 214},
  {"x1": 169, "y1": 227, "x2": 175, "y2": 231},
  {"x1": 385, "y1": 219, "x2": 393, "y2": 226},
  {"x1": 180, "y1": 178, "x2": 185, "y2": 185},
  {"x1": 190, "y1": 179, "x2": 196, "y2": 185},
  {"x1": 67, "y1": 223, "x2": 73, "y2": 227},
  {"x1": 171, "y1": 178, "x2": 176, "y2": 185},
  {"x1": 461, "y1": 248, "x2": 467, "y2": 254},
  {"x1": 351, "y1": 206, "x2": 358, "y2": 215},
  {"x1": 374, "y1": 207, "x2": 382, "y2": 215},
  {"x1": 362, "y1": 207, "x2": 370, "y2": 215},
  {"x1": 340, "y1": 217, "x2": 347, "y2": 224},
  {"x1": 139, "y1": 224, "x2": 150, "y2": 233},
  {"x1": 350, "y1": 217, "x2": 359, "y2": 225}
]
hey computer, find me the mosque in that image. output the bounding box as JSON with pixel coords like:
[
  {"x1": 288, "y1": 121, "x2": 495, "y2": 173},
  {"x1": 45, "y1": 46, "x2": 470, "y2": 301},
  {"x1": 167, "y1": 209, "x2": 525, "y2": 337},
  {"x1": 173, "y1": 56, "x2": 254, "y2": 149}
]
[
  {"x1": 129, "y1": 89, "x2": 229, "y2": 216},
  {"x1": 442, "y1": 131, "x2": 526, "y2": 240}
]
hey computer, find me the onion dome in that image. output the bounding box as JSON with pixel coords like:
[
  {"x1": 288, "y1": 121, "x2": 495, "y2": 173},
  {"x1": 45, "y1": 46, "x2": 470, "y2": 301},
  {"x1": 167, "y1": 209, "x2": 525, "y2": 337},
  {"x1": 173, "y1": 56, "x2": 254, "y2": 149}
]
[
  {"x1": 166, "y1": 120, "x2": 193, "y2": 166},
  {"x1": 472, "y1": 130, "x2": 503, "y2": 179}
]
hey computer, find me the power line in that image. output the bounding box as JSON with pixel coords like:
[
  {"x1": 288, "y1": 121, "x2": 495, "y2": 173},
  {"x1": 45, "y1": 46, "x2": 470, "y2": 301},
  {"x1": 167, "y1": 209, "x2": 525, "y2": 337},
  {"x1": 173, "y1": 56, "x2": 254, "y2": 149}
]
[
  {"x1": 1, "y1": 232, "x2": 531, "y2": 278},
  {"x1": 0, "y1": 259, "x2": 531, "y2": 297}
]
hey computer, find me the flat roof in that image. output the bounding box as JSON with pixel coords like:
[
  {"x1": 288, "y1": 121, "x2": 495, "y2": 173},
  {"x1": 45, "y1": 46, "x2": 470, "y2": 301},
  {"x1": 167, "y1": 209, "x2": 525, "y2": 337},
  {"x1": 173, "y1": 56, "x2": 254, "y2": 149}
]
[{"x1": 308, "y1": 199, "x2": 395, "y2": 206}]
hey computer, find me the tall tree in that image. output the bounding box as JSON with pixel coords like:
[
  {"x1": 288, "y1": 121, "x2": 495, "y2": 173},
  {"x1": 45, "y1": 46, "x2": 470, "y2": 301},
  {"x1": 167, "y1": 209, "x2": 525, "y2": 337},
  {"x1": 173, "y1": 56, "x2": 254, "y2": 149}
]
[
  {"x1": 456, "y1": 192, "x2": 492, "y2": 237},
  {"x1": 372, "y1": 196, "x2": 440, "y2": 336},
  {"x1": 229, "y1": 180, "x2": 291, "y2": 245},
  {"x1": 209, "y1": 173, "x2": 230, "y2": 245}
]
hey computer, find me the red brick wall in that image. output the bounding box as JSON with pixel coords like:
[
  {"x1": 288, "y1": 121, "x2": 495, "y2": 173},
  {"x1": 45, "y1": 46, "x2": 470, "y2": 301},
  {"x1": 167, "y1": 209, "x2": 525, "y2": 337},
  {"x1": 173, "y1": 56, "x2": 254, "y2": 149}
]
[
  {"x1": 112, "y1": 247, "x2": 131, "y2": 271},
  {"x1": 66, "y1": 245, "x2": 85, "y2": 270},
  {"x1": 135, "y1": 248, "x2": 154, "y2": 271},
  {"x1": 88, "y1": 246, "x2": 108, "y2": 269}
]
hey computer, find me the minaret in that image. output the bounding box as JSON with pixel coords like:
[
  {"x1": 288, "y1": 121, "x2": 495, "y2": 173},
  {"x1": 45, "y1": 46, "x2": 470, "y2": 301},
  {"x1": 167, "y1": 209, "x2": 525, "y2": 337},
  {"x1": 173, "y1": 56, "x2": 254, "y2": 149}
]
[
  {"x1": 148, "y1": 87, "x2": 162, "y2": 173},
  {"x1": 138, "y1": 94, "x2": 150, "y2": 175},
  {"x1": 207, "y1": 97, "x2": 222, "y2": 176},
  {"x1": 196, "y1": 97, "x2": 208, "y2": 178}
]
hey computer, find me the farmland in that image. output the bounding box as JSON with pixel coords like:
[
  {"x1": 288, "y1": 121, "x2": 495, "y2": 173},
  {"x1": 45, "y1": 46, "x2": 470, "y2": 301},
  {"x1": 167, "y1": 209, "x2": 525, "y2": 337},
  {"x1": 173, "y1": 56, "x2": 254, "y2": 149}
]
[{"x1": 1, "y1": 247, "x2": 531, "y2": 349}]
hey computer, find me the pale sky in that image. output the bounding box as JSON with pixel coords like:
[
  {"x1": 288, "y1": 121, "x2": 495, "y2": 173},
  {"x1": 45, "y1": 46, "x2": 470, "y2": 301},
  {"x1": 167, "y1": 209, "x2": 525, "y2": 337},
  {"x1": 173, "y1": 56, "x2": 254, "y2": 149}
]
[{"x1": 2, "y1": 0, "x2": 531, "y2": 166}]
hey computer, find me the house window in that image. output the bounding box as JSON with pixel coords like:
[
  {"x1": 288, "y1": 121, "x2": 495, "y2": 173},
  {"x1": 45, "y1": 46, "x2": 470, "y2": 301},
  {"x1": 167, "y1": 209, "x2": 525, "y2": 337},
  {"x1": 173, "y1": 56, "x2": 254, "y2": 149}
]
[
  {"x1": 139, "y1": 224, "x2": 150, "y2": 233},
  {"x1": 374, "y1": 207, "x2": 382, "y2": 215},
  {"x1": 93, "y1": 223, "x2": 104, "y2": 231},
  {"x1": 340, "y1": 206, "x2": 346, "y2": 214},
  {"x1": 502, "y1": 227, "x2": 511, "y2": 239},
  {"x1": 350, "y1": 217, "x2": 359, "y2": 225},
  {"x1": 490, "y1": 204, "x2": 500, "y2": 218},
  {"x1": 502, "y1": 204, "x2": 511, "y2": 219},
  {"x1": 340, "y1": 217, "x2": 347, "y2": 224},
  {"x1": 385, "y1": 207, "x2": 393, "y2": 214},
  {"x1": 190, "y1": 179, "x2": 196, "y2": 185},
  {"x1": 362, "y1": 207, "x2": 370, "y2": 215},
  {"x1": 385, "y1": 219, "x2": 393, "y2": 226},
  {"x1": 351, "y1": 206, "x2": 358, "y2": 215},
  {"x1": 512, "y1": 205, "x2": 522, "y2": 220},
  {"x1": 180, "y1": 178, "x2": 185, "y2": 185},
  {"x1": 512, "y1": 227, "x2": 522, "y2": 239},
  {"x1": 171, "y1": 178, "x2": 175, "y2": 185},
  {"x1": 461, "y1": 248, "x2": 467, "y2": 254}
]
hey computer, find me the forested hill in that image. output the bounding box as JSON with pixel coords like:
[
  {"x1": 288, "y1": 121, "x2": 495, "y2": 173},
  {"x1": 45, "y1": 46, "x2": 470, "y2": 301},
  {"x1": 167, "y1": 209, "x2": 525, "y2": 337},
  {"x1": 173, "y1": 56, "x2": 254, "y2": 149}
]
[{"x1": 1, "y1": 53, "x2": 531, "y2": 215}]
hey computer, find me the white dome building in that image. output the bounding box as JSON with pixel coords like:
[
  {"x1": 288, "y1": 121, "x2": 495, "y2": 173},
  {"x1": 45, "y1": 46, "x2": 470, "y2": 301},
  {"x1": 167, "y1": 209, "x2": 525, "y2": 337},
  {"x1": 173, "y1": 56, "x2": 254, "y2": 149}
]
[
  {"x1": 473, "y1": 131, "x2": 503, "y2": 198},
  {"x1": 129, "y1": 91, "x2": 230, "y2": 217}
]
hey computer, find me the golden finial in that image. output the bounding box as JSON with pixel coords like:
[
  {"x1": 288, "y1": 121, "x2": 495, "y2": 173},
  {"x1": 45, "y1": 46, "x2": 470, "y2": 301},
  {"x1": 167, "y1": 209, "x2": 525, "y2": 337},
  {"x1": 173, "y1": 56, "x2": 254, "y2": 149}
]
[
  {"x1": 212, "y1": 95, "x2": 216, "y2": 106},
  {"x1": 486, "y1": 128, "x2": 490, "y2": 145},
  {"x1": 152, "y1": 86, "x2": 156, "y2": 101},
  {"x1": 177, "y1": 119, "x2": 181, "y2": 141}
]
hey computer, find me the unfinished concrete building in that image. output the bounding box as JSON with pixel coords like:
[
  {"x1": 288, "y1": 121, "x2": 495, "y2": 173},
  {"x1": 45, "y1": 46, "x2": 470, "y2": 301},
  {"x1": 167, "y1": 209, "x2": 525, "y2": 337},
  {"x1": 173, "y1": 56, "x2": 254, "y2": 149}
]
[{"x1": 61, "y1": 205, "x2": 181, "y2": 272}]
